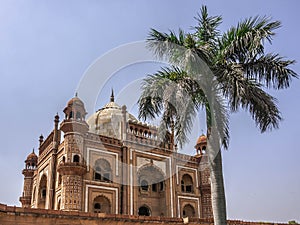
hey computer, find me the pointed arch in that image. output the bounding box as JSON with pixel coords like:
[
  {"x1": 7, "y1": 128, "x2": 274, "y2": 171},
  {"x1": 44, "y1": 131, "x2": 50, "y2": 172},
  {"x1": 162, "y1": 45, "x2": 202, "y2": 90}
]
[
  {"x1": 37, "y1": 174, "x2": 47, "y2": 209},
  {"x1": 92, "y1": 195, "x2": 111, "y2": 213},
  {"x1": 182, "y1": 204, "x2": 195, "y2": 218},
  {"x1": 181, "y1": 174, "x2": 193, "y2": 193},
  {"x1": 138, "y1": 205, "x2": 151, "y2": 216},
  {"x1": 137, "y1": 164, "x2": 165, "y2": 193},
  {"x1": 73, "y1": 154, "x2": 80, "y2": 163},
  {"x1": 93, "y1": 158, "x2": 112, "y2": 182}
]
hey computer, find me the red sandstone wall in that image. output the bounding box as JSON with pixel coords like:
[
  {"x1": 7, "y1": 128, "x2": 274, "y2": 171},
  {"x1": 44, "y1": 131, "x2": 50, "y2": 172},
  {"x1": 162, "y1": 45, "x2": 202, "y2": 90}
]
[{"x1": 0, "y1": 203, "x2": 288, "y2": 225}]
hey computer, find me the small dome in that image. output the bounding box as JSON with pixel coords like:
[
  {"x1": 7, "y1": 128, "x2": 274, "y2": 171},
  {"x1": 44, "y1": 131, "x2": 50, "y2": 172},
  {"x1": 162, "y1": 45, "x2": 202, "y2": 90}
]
[
  {"x1": 25, "y1": 149, "x2": 38, "y2": 169},
  {"x1": 63, "y1": 93, "x2": 87, "y2": 121},
  {"x1": 26, "y1": 150, "x2": 38, "y2": 162},
  {"x1": 196, "y1": 134, "x2": 207, "y2": 145},
  {"x1": 27, "y1": 151, "x2": 37, "y2": 161},
  {"x1": 67, "y1": 96, "x2": 84, "y2": 107}
]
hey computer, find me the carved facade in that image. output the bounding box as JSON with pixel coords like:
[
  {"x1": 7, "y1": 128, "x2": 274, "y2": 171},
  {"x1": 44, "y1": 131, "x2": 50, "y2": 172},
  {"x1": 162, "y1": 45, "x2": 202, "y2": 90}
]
[{"x1": 19, "y1": 91, "x2": 212, "y2": 218}]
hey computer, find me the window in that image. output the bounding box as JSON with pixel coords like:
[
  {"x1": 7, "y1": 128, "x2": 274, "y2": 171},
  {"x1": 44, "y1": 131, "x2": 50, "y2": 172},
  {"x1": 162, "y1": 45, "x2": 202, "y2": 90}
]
[
  {"x1": 181, "y1": 180, "x2": 185, "y2": 192},
  {"x1": 201, "y1": 146, "x2": 206, "y2": 154},
  {"x1": 94, "y1": 203, "x2": 101, "y2": 213},
  {"x1": 76, "y1": 112, "x2": 81, "y2": 120},
  {"x1": 93, "y1": 196, "x2": 111, "y2": 214},
  {"x1": 138, "y1": 165, "x2": 165, "y2": 194},
  {"x1": 93, "y1": 159, "x2": 112, "y2": 182},
  {"x1": 152, "y1": 183, "x2": 157, "y2": 192},
  {"x1": 94, "y1": 167, "x2": 102, "y2": 180},
  {"x1": 181, "y1": 174, "x2": 193, "y2": 193},
  {"x1": 73, "y1": 155, "x2": 80, "y2": 163},
  {"x1": 141, "y1": 180, "x2": 149, "y2": 191},
  {"x1": 69, "y1": 111, "x2": 73, "y2": 119},
  {"x1": 160, "y1": 181, "x2": 164, "y2": 191},
  {"x1": 182, "y1": 204, "x2": 195, "y2": 217},
  {"x1": 138, "y1": 206, "x2": 151, "y2": 216},
  {"x1": 186, "y1": 185, "x2": 192, "y2": 193},
  {"x1": 103, "y1": 173, "x2": 110, "y2": 182},
  {"x1": 42, "y1": 189, "x2": 46, "y2": 198}
]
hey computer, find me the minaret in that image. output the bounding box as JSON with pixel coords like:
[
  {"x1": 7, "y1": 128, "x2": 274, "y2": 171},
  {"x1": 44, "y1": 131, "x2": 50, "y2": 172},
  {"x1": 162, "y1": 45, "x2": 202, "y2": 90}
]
[
  {"x1": 20, "y1": 149, "x2": 37, "y2": 208},
  {"x1": 58, "y1": 94, "x2": 88, "y2": 211}
]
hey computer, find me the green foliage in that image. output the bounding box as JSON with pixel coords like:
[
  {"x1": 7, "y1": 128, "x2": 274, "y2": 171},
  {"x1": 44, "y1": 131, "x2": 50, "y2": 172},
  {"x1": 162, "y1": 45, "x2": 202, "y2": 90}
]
[
  {"x1": 288, "y1": 220, "x2": 298, "y2": 224},
  {"x1": 139, "y1": 5, "x2": 297, "y2": 148}
]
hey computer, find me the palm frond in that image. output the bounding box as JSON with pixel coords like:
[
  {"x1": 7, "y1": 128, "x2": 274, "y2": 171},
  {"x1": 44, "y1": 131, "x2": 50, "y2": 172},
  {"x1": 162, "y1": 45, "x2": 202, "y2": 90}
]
[
  {"x1": 193, "y1": 5, "x2": 222, "y2": 48},
  {"x1": 138, "y1": 66, "x2": 230, "y2": 149},
  {"x1": 243, "y1": 53, "x2": 297, "y2": 89},
  {"x1": 217, "y1": 63, "x2": 282, "y2": 132},
  {"x1": 218, "y1": 16, "x2": 281, "y2": 62},
  {"x1": 147, "y1": 28, "x2": 211, "y2": 67}
]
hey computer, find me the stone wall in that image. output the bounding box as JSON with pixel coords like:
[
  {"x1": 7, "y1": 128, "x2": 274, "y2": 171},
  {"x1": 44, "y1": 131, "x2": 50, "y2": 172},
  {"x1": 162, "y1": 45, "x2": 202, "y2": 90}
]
[{"x1": 0, "y1": 203, "x2": 288, "y2": 225}]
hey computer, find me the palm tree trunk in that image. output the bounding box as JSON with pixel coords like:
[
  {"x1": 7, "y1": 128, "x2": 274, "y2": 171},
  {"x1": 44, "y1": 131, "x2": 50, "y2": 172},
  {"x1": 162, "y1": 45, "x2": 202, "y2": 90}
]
[{"x1": 210, "y1": 150, "x2": 227, "y2": 225}]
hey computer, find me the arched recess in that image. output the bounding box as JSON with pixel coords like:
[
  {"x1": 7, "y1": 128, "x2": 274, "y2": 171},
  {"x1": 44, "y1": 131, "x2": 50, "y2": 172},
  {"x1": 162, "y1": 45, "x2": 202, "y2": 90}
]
[
  {"x1": 137, "y1": 164, "x2": 165, "y2": 193},
  {"x1": 73, "y1": 154, "x2": 80, "y2": 163},
  {"x1": 138, "y1": 205, "x2": 151, "y2": 216},
  {"x1": 92, "y1": 195, "x2": 111, "y2": 213},
  {"x1": 181, "y1": 174, "x2": 193, "y2": 193},
  {"x1": 37, "y1": 174, "x2": 47, "y2": 209},
  {"x1": 32, "y1": 186, "x2": 36, "y2": 204},
  {"x1": 57, "y1": 199, "x2": 61, "y2": 210},
  {"x1": 182, "y1": 204, "x2": 195, "y2": 218},
  {"x1": 94, "y1": 158, "x2": 112, "y2": 182}
]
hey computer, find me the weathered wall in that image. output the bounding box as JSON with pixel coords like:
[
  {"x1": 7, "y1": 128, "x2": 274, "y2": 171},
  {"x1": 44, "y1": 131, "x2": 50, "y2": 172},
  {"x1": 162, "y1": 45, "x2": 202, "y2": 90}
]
[{"x1": 0, "y1": 203, "x2": 288, "y2": 225}]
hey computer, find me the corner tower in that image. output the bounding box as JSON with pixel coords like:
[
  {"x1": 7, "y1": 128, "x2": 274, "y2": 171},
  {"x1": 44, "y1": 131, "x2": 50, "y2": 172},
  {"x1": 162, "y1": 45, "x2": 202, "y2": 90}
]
[
  {"x1": 58, "y1": 94, "x2": 88, "y2": 211},
  {"x1": 20, "y1": 149, "x2": 37, "y2": 207},
  {"x1": 194, "y1": 134, "x2": 213, "y2": 218}
]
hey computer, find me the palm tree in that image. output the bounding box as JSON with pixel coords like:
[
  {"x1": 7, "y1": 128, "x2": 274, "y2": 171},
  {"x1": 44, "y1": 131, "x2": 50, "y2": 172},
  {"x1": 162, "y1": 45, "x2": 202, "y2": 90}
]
[{"x1": 138, "y1": 6, "x2": 297, "y2": 225}]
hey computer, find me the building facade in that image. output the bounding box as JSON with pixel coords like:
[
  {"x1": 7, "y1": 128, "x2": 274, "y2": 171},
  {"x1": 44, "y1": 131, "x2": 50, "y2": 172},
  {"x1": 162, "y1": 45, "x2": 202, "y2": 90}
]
[{"x1": 19, "y1": 92, "x2": 212, "y2": 218}]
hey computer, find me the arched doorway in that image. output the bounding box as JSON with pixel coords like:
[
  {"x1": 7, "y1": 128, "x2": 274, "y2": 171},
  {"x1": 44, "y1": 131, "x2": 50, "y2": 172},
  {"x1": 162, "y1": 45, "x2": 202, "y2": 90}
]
[
  {"x1": 37, "y1": 174, "x2": 47, "y2": 209},
  {"x1": 182, "y1": 204, "x2": 195, "y2": 218},
  {"x1": 92, "y1": 195, "x2": 111, "y2": 213},
  {"x1": 138, "y1": 205, "x2": 151, "y2": 216}
]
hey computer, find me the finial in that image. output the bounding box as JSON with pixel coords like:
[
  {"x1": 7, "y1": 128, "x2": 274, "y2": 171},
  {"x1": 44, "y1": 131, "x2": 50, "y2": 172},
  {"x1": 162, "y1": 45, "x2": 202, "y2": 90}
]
[
  {"x1": 110, "y1": 88, "x2": 114, "y2": 102},
  {"x1": 39, "y1": 134, "x2": 44, "y2": 146},
  {"x1": 75, "y1": 92, "x2": 78, "y2": 97},
  {"x1": 32, "y1": 148, "x2": 35, "y2": 153},
  {"x1": 54, "y1": 113, "x2": 59, "y2": 121}
]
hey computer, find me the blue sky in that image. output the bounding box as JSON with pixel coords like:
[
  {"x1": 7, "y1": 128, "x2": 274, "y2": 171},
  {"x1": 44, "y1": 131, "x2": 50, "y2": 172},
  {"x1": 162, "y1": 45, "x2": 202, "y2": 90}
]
[{"x1": 0, "y1": 0, "x2": 299, "y2": 223}]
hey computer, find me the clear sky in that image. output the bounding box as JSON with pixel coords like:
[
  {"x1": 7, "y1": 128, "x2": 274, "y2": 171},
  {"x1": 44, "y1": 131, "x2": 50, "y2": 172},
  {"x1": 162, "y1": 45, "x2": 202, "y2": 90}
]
[{"x1": 0, "y1": 0, "x2": 299, "y2": 223}]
